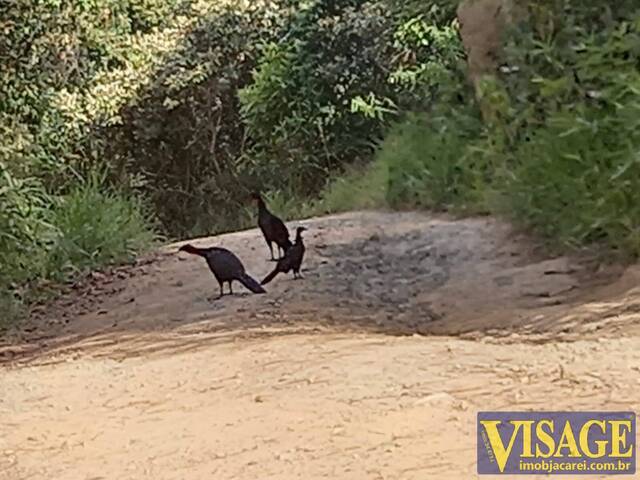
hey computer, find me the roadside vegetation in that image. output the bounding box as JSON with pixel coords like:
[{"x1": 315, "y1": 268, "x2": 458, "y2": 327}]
[{"x1": 1, "y1": 0, "x2": 639, "y2": 326}]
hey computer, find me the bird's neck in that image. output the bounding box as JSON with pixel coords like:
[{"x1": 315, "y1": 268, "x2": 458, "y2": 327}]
[
  {"x1": 295, "y1": 232, "x2": 304, "y2": 244},
  {"x1": 257, "y1": 198, "x2": 268, "y2": 214},
  {"x1": 180, "y1": 245, "x2": 206, "y2": 257}
]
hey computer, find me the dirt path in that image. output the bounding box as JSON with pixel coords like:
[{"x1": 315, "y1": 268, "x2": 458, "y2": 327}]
[{"x1": 1, "y1": 211, "x2": 640, "y2": 479}]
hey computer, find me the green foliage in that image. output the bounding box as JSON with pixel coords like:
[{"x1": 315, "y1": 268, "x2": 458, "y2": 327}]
[
  {"x1": 314, "y1": 160, "x2": 389, "y2": 214},
  {"x1": 238, "y1": 0, "x2": 463, "y2": 210},
  {"x1": 104, "y1": 1, "x2": 291, "y2": 236},
  {"x1": 239, "y1": 0, "x2": 394, "y2": 189},
  {"x1": 382, "y1": 111, "x2": 488, "y2": 212},
  {"x1": 493, "y1": 2, "x2": 640, "y2": 255},
  {"x1": 45, "y1": 171, "x2": 159, "y2": 280},
  {"x1": 0, "y1": 0, "x2": 184, "y2": 179},
  {"x1": 0, "y1": 167, "x2": 53, "y2": 287},
  {"x1": 0, "y1": 291, "x2": 24, "y2": 331},
  {"x1": 1, "y1": 0, "x2": 175, "y2": 326},
  {"x1": 2, "y1": 0, "x2": 463, "y2": 241},
  {"x1": 373, "y1": 1, "x2": 640, "y2": 257},
  {"x1": 0, "y1": 166, "x2": 157, "y2": 329},
  {"x1": 388, "y1": 6, "x2": 463, "y2": 102}
]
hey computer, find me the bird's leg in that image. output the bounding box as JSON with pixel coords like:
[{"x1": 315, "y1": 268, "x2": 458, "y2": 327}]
[
  {"x1": 218, "y1": 282, "x2": 225, "y2": 298},
  {"x1": 209, "y1": 282, "x2": 224, "y2": 301},
  {"x1": 294, "y1": 270, "x2": 304, "y2": 280},
  {"x1": 229, "y1": 281, "x2": 233, "y2": 295},
  {"x1": 268, "y1": 241, "x2": 276, "y2": 261}
]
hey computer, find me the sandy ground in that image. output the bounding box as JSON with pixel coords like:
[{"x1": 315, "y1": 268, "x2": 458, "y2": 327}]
[{"x1": 1, "y1": 211, "x2": 640, "y2": 479}]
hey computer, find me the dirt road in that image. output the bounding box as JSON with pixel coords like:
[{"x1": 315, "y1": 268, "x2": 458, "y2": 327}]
[{"x1": 1, "y1": 211, "x2": 640, "y2": 479}]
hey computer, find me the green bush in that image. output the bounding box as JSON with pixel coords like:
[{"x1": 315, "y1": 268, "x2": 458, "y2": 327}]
[
  {"x1": 0, "y1": 291, "x2": 24, "y2": 331},
  {"x1": 0, "y1": 167, "x2": 157, "y2": 329},
  {"x1": 237, "y1": 0, "x2": 463, "y2": 217},
  {"x1": 45, "y1": 171, "x2": 159, "y2": 280},
  {"x1": 239, "y1": 0, "x2": 394, "y2": 182},
  {"x1": 0, "y1": 0, "x2": 185, "y2": 181},
  {"x1": 2, "y1": 0, "x2": 463, "y2": 240},
  {"x1": 370, "y1": 1, "x2": 640, "y2": 257},
  {"x1": 381, "y1": 107, "x2": 488, "y2": 212},
  {"x1": 494, "y1": 2, "x2": 640, "y2": 255},
  {"x1": 0, "y1": 167, "x2": 53, "y2": 288},
  {"x1": 314, "y1": 160, "x2": 390, "y2": 214},
  {"x1": 102, "y1": 1, "x2": 292, "y2": 237},
  {"x1": 1, "y1": 0, "x2": 174, "y2": 327}
]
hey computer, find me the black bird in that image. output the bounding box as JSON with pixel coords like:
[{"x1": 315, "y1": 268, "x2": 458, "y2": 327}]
[
  {"x1": 250, "y1": 192, "x2": 292, "y2": 261},
  {"x1": 178, "y1": 244, "x2": 266, "y2": 298},
  {"x1": 261, "y1": 226, "x2": 307, "y2": 285}
]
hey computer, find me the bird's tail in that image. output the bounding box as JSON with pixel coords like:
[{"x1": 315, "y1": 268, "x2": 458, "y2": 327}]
[
  {"x1": 261, "y1": 267, "x2": 279, "y2": 285},
  {"x1": 239, "y1": 273, "x2": 266, "y2": 293}
]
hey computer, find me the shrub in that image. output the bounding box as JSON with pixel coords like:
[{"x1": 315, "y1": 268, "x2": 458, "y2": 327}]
[
  {"x1": 0, "y1": 167, "x2": 157, "y2": 329},
  {"x1": 493, "y1": 2, "x2": 640, "y2": 255},
  {"x1": 103, "y1": 1, "x2": 291, "y2": 237},
  {"x1": 238, "y1": 0, "x2": 395, "y2": 194},
  {"x1": 1, "y1": 0, "x2": 464, "y2": 239},
  {"x1": 44, "y1": 171, "x2": 159, "y2": 280},
  {"x1": 370, "y1": 1, "x2": 640, "y2": 257},
  {"x1": 237, "y1": 0, "x2": 463, "y2": 216},
  {"x1": 314, "y1": 160, "x2": 390, "y2": 214},
  {"x1": 381, "y1": 107, "x2": 487, "y2": 212},
  {"x1": 0, "y1": 166, "x2": 53, "y2": 288}
]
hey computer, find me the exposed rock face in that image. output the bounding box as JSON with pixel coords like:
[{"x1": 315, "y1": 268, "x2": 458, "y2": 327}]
[{"x1": 457, "y1": 0, "x2": 526, "y2": 85}]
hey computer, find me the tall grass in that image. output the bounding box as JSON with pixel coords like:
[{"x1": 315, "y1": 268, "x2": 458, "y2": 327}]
[
  {"x1": 335, "y1": 86, "x2": 640, "y2": 258},
  {"x1": 302, "y1": 105, "x2": 488, "y2": 217},
  {"x1": 0, "y1": 169, "x2": 158, "y2": 330},
  {"x1": 380, "y1": 109, "x2": 490, "y2": 214},
  {"x1": 313, "y1": 160, "x2": 389, "y2": 214},
  {"x1": 45, "y1": 172, "x2": 159, "y2": 280},
  {"x1": 501, "y1": 111, "x2": 640, "y2": 255}
]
